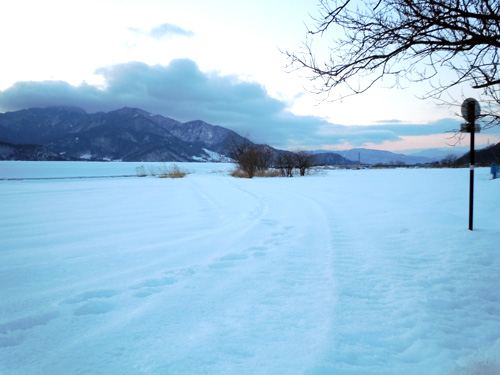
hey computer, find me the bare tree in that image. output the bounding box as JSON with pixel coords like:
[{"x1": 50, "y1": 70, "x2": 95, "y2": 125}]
[
  {"x1": 275, "y1": 153, "x2": 286, "y2": 177},
  {"x1": 229, "y1": 140, "x2": 257, "y2": 178},
  {"x1": 294, "y1": 151, "x2": 316, "y2": 176},
  {"x1": 286, "y1": 0, "x2": 500, "y2": 127},
  {"x1": 275, "y1": 152, "x2": 296, "y2": 177},
  {"x1": 255, "y1": 145, "x2": 275, "y2": 174},
  {"x1": 229, "y1": 139, "x2": 274, "y2": 178}
]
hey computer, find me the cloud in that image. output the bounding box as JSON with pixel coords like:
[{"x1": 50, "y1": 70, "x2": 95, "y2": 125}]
[
  {"x1": 0, "y1": 80, "x2": 105, "y2": 113},
  {"x1": 362, "y1": 120, "x2": 462, "y2": 136},
  {"x1": 0, "y1": 58, "x2": 466, "y2": 149},
  {"x1": 374, "y1": 119, "x2": 404, "y2": 124},
  {"x1": 129, "y1": 23, "x2": 194, "y2": 39},
  {"x1": 318, "y1": 124, "x2": 402, "y2": 145}
]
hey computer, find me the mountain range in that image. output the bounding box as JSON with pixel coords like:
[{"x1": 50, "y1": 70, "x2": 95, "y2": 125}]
[
  {"x1": 328, "y1": 148, "x2": 434, "y2": 165},
  {"x1": 0, "y1": 106, "x2": 355, "y2": 164},
  {"x1": 0, "y1": 106, "x2": 483, "y2": 165},
  {"x1": 0, "y1": 106, "x2": 249, "y2": 162}
]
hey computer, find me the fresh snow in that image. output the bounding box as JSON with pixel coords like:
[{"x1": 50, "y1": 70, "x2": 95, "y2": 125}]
[{"x1": 0, "y1": 161, "x2": 499, "y2": 375}]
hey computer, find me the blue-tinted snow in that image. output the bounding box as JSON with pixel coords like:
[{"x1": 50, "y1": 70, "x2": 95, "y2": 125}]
[{"x1": 0, "y1": 162, "x2": 499, "y2": 375}]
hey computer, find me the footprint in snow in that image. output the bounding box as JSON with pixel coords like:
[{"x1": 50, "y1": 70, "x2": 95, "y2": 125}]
[
  {"x1": 129, "y1": 268, "x2": 195, "y2": 298},
  {"x1": 208, "y1": 253, "x2": 249, "y2": 269},
  {"x1": 63, "y1": 289, "x2": 119, "y2": 304},
  {"x1": 129, "y1": 277, "x2": 178, "y2": 299},
  {"x1": 73, "y1": 301, "x2": 116, "y2": 316},
  {"x1": 218, "y1": 253, "x2": 249, "y2": 261},
  {"x1": 61, "y1": 289, "x2": 120, "y2": 316},
  {"x1": 0, "y1": 333, "x2": 25, "y2": 348},
  {"x1": 0, "y1": 311, "x2": 59, "y2": 347},
  {"x1": 245, "y1": 245, "x2": 268, "y2": 252},
  {"x1": 0, "y1": 311, "x2": 59, "y2": 334},
  {"x1": 130, "y1": 276, "x2": 178, "y2": 290},
  {"x1": 271, "y1": 231, "x2": 287, "y2": 237},
  {"x1": 261, "y1": 219, "x2": 278, "y2": 227},
  {"x1": 132, "y1": 289, "x2": 162, "y2": 298}
]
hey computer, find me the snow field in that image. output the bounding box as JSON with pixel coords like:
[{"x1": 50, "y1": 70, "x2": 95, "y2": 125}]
[{"x1": 0, "y1": 162, "x2": 499, "y2": 375}]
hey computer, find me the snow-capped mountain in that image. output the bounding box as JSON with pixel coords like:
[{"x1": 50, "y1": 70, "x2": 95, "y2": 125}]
[{"x1": 0, "y1": 106, "x2": 248, "y2": 162}]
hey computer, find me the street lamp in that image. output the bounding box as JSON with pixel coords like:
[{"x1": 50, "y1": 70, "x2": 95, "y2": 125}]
[{"x1": 460, "y1": 98, "x2": 481, "y2": 231}]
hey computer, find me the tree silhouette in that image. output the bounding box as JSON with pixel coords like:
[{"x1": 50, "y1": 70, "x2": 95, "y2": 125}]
[
  {"x1": 228, "y1": 140, "x2": 274, "y2": 178},
  {"x1": 275, "y1": 152, "x2": 296, "y2": 177},
  {"x1": 294, "y1": 151, "x2": 316, "y2": 176},
  {"x1": 286, "y1": 0, "x2": 500, "y2": 127}
]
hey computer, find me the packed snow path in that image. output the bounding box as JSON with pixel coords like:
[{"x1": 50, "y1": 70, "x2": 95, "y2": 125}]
[{"x1": 1, "y1": 163, "x2": 499, "y2": 375}]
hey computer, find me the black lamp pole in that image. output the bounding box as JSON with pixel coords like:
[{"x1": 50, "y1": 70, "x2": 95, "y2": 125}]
[
  {"x1": 468, "y1": 106, "x2": 475, "y2": 231},
  {"x1": 462, "y1": 99, "x2": 480, "y2": 231}
]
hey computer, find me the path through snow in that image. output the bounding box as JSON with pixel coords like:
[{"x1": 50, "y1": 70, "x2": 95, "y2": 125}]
[{"x1": 1, "y1": 163, "x2": 499, "y2": 375}]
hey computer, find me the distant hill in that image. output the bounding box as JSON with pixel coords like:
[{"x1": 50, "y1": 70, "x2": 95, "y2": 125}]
[
  {"x1": 313, "y1": 152, "x2": 355, "y2": 166},
  {"x1": 0, "y1": 141, "x2": 75, "y2": 161},
  {"x1": 406, "y1": 148, "x2": 467, "y2": 161},
  {"x1": 454, "y1": 142, "x2": 500, "y2": 166},
  {"x1": 334, "y1": 148, "x2": 433, "y2": 165}
]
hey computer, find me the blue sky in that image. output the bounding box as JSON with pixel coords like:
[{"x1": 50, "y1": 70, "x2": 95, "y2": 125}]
[{"x1": 1, "y1": 0, "x2": 498, "y2": 151}]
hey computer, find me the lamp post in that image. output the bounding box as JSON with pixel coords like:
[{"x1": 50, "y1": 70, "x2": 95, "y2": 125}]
[{"x1": 460, "y1": 98, "x2": 481, "y2": 231}]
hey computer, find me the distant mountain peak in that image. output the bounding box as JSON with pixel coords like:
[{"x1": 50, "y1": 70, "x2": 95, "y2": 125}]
[
  {"x1": 42, "y1": 105, "x2": 88, "y2": 114},
  {"x1": 111, "y1": 107, "x2": 151, "y2": 116}
]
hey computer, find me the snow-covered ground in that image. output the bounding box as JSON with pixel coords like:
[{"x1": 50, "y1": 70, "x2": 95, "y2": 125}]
[{"x1": 1, "y1": 162, "x2": 499, "y2": 375}]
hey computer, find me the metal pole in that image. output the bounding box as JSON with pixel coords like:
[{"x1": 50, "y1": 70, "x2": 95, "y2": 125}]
[
  {"x1": 469, "y1": 131, "x2": 475, "y2": 230},
  {"x1": 468, "y1": 105, "x2": 476, "y2": 231},
  {"x1": 461, "y1": 98, "x2": 480, "y2": 231}
]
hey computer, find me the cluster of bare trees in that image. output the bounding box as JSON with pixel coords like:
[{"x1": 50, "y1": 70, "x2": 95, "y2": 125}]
[
  {"x1": 275, "y1": 151, "x2": 316, "y2": 177},
  {"x1": 228, "y1": 142, "x2": 274, "y2": 178},
  {"x1": 229, "y1": 140, "x2": 316, "y2": 178},
  {"x1": 286, "y1": 0, "x2": 500, "y2": 128}
]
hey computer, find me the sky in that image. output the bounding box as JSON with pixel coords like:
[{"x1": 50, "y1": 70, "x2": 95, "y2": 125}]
[{"x1": 0, "y1": 0, "x2": 499, "y2": 153}]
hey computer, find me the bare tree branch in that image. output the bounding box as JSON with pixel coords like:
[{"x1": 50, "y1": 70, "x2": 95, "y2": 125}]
[{"x1": 285, "y1": 0, "x2": 500, "y2": 126}]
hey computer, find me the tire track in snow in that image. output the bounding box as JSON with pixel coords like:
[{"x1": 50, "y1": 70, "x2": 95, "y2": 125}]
[
  {"x1": 192, "y1": 177, "x2": 338, "y2": 374},
  {"x1": 186, "y1": 175, "x2": 271, "y2": 247}
]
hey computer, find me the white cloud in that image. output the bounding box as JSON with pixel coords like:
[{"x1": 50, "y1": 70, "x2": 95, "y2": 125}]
[{"x1": 129, "y1": 23, "x2": 195, "y2": 40}]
